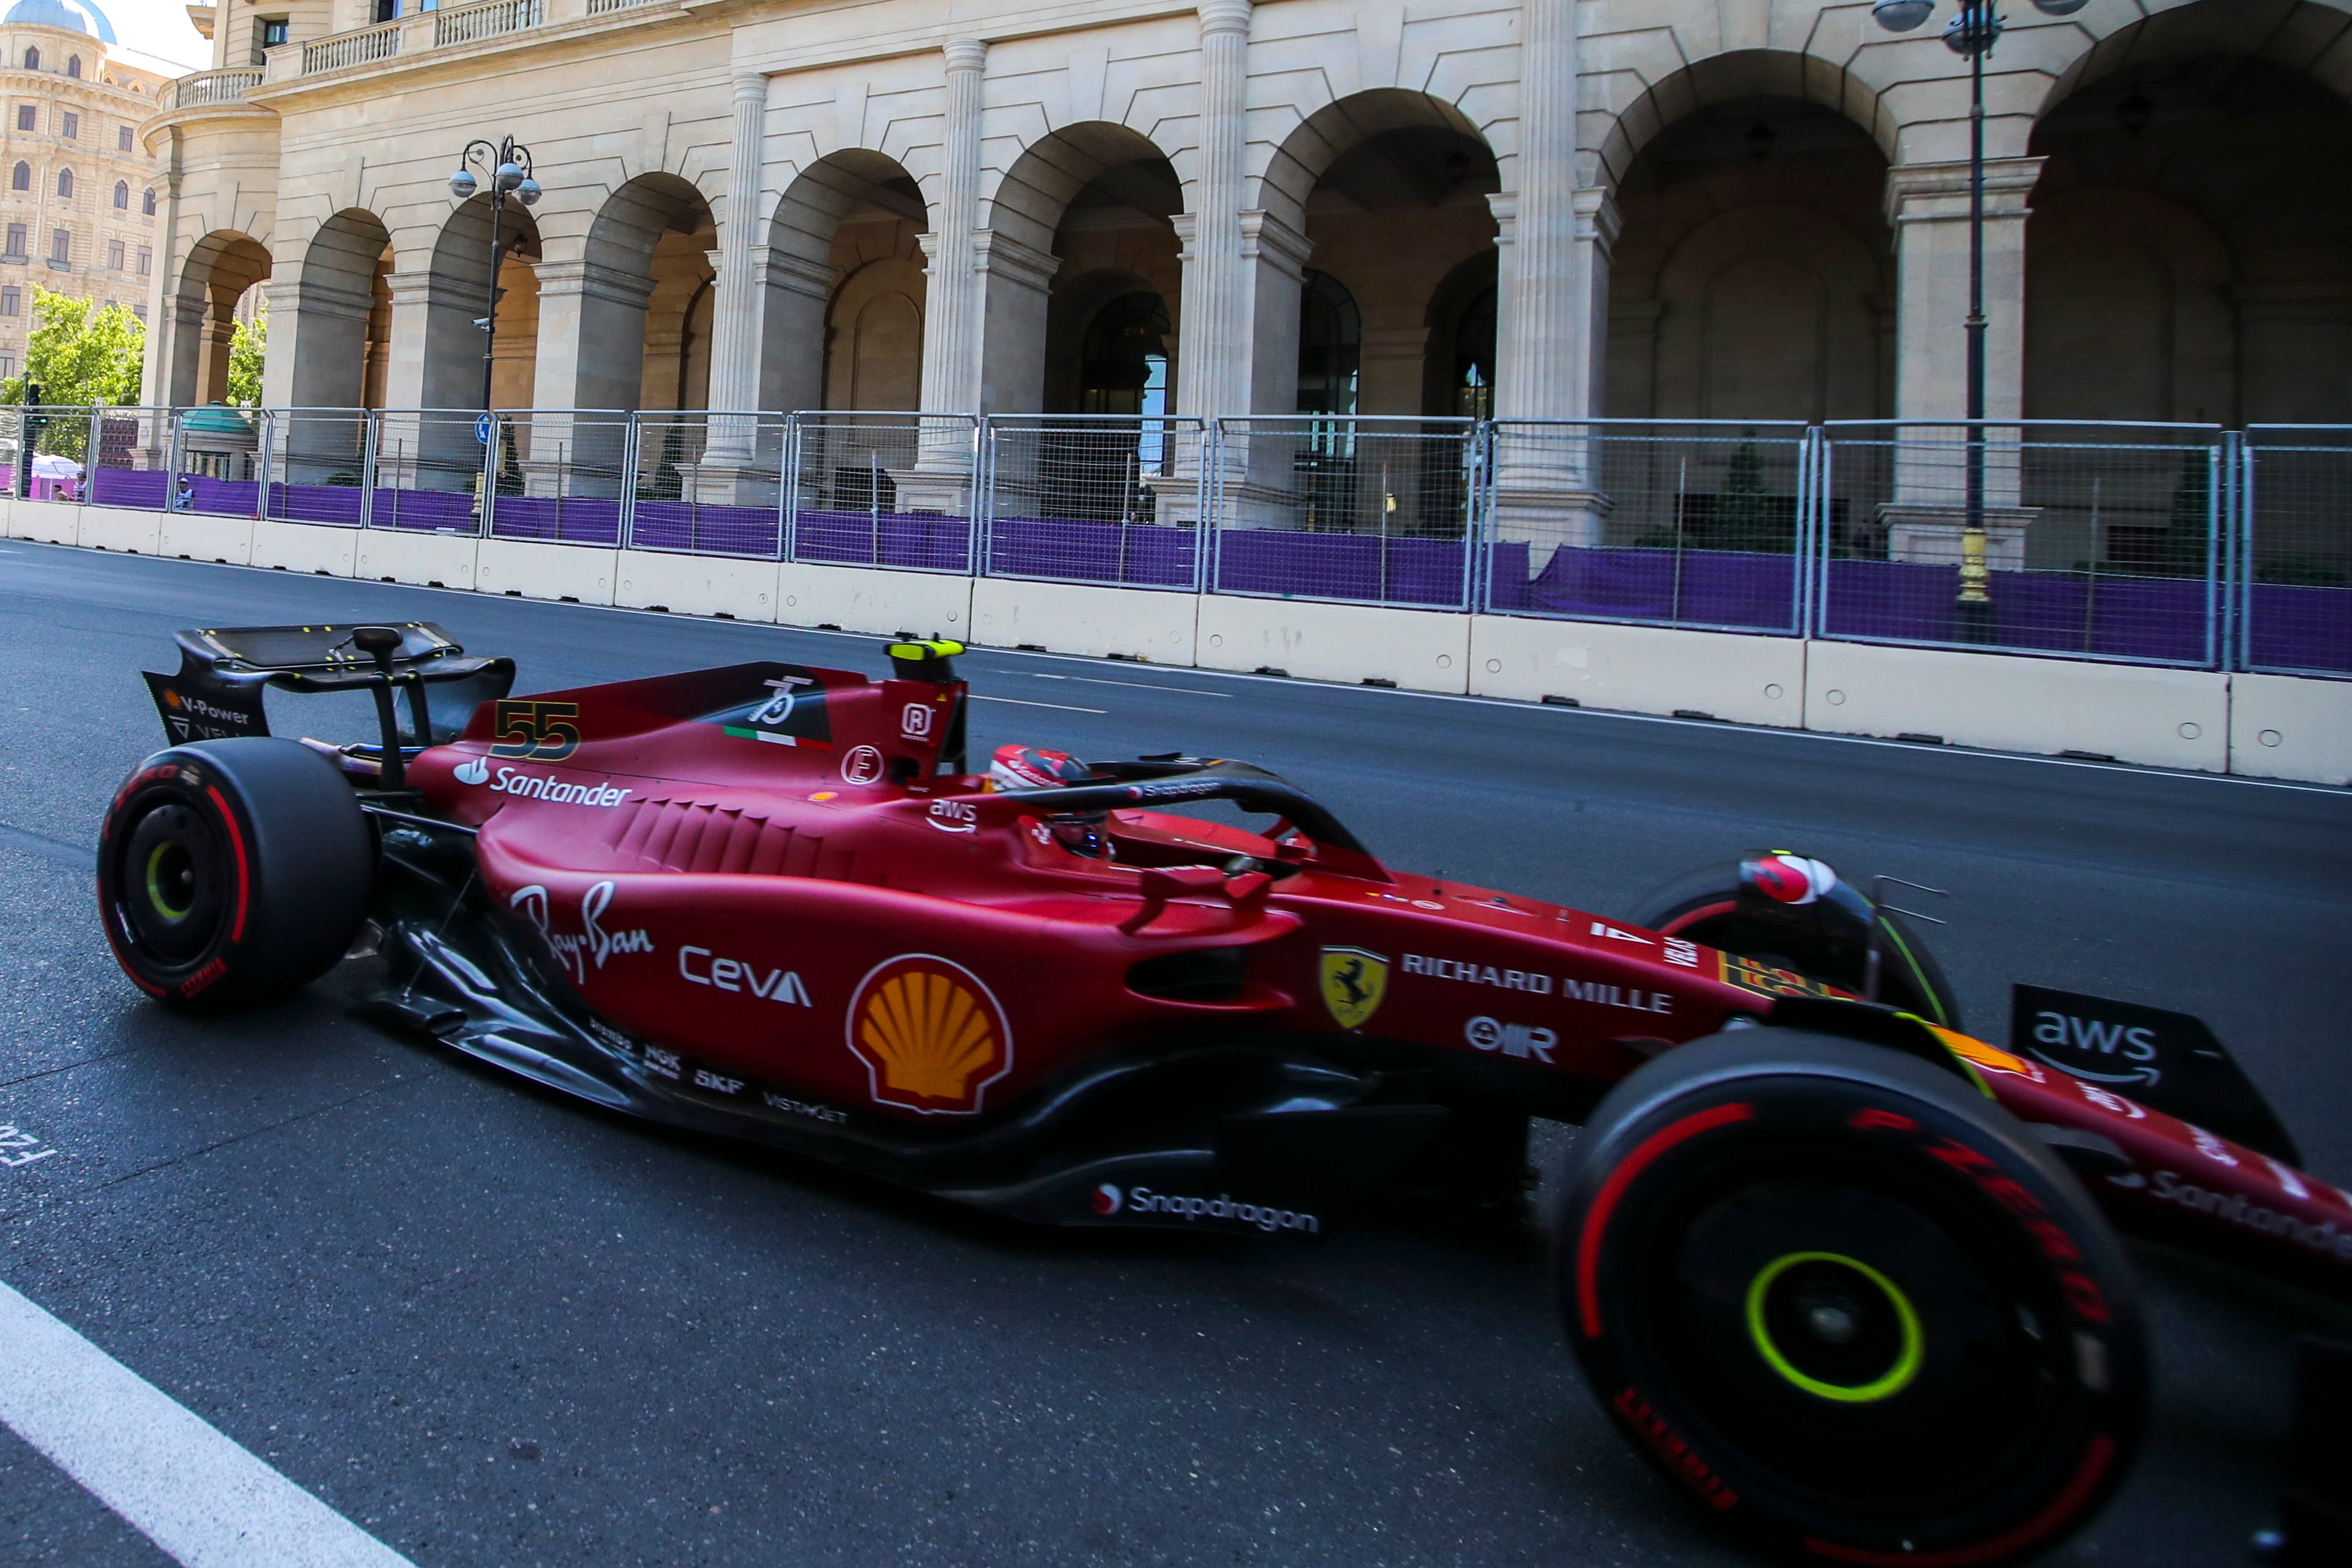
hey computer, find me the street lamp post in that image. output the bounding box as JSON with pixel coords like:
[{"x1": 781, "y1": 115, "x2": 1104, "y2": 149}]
[
  {"x1": 1872, "y1": 0, "x2": 2083, "y2": 643},
  {"x1": 446, "y1": 137, "x2": 543, "y2": 416}
]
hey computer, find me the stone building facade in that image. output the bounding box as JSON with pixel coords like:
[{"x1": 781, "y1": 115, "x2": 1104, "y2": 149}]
[
  {"x1": 136, "y1": 0, "x2": 2352, "y2": 482},
  {"x1": 0, "y1": 0, "x2": 167, "y2": 386}
]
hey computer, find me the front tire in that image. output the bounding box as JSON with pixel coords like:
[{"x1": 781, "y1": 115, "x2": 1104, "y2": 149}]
[
  {"x1": 1552, "y1": 1029, "x2": 2146, "y2": 1564},
  {"x1": 98, "y1": 739, "x2": 374, "y2": 1009}
]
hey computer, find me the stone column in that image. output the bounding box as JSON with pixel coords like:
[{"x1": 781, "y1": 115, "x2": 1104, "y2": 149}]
[
  {"x1": 1486, "y1": 0, "x2": 1616, "y2": 554},
  {"x1": 264, "y1": 270, "x2": 377, "y2": 483},
  {"x1": 903, "y1": 37, "x2": 987, "y2": 514},
  {"x1": 1217, "y1": 206, "x2": 1311, "y2": 527},
  {"x1": 1175, "y1": 0, "x2": 1250, "y2": 422},
  {"x1": 697, "y1": 71, "x2": 767, "y2": 486},
  {"x1": 377, "y1": 265, "x2": 490, "y2": 491},
  {"x1": 139, "y1": 162, "x2": 187, "y2": 416},
  {"x1": 525, "y1": 252, "x2": 656, "y2": 497},
  {"x1": 1881, "y1": 156, "x2": 2041, "y2": 568}
]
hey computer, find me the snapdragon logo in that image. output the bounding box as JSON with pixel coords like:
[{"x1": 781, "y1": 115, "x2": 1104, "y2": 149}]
[{"x1": 1109, "y1": 1185, "x2": 1320, "y2": 1235}]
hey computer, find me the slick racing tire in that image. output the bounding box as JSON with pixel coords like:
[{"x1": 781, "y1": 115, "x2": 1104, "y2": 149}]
[
  {"x1": 1552, "y1": 1029, "x2": 2146, "y2": 1566},
  {"x1": 1627, "y1": 858, "x2": 1963, "y2": 1030},
  {"x1": 98, "y1": 739, "x2": 374, "y2": 1010}
]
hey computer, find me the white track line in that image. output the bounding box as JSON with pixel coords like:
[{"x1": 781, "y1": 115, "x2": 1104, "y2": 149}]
[
  {"x1": 969, "y1": 693, "x2": 1107, "y2": 714},
  {"x1": 0, "y1": 1277, "x2": 415, "y2": 1568}
]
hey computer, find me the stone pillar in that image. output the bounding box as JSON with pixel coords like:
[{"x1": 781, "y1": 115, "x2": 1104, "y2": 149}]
[
  {"x1": 263, "y1": 270, "x2": 375, "y2": 483},
  {"x1": 1175, "y1": 0, "x2": 1250, "y2": 422},
  {"x1": 903, "y1": 37, "x2": 986, "y2": 513},
  {"x1": 699, "y1": 71, "x2": 767, "y2": 482},
  {"x1": 377, "y1": 265, "x2": 490, "y2": 491},
  {"x1": 1882, "y1": 155, "x2": 2043, "y2": 569},
  {"x1": 1485, "y1": 0, "x2": 1616, "y2": 554},
  {"x1": 139, "y1": 162, "x2": 186, "y2": 415},
  {"x1": 1215, "y1": 206, "x2": 1311, "y2": 527},
  {"x1": 528, "y1": 250, "x2": 656, "y2": 497}
]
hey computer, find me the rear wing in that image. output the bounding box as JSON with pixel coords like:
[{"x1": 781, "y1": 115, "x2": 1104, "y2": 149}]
[{"x1": 142, "y1": 623, "x2": 516, "y2": 756}]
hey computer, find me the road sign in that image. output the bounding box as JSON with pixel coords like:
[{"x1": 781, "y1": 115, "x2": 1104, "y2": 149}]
[{"x1": 475, "y1": 413, "x2": 495, "y2": 445}]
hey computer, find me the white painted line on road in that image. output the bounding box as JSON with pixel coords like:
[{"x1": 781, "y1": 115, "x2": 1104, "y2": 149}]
[
  {"x1": 0, "y1": 1277, "x2": 416, "y2": 1568},
  {"x1": 1048, "y1": 673, "x2": 1234, "y2": 697},
  {"x1": 971, "y1": 694, "x2": 1108, "y2": 715}
]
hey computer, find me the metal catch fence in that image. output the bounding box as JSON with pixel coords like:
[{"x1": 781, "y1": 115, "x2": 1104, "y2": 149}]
[
  {"x1": 789, "y1": 413, "x2": 976, "y2": 574},
  {"x1": 980, "y1": 415, "x2": 1207, "y2": 591},
  {"x1": 1812, "y1": 422, "x2": 2223, "y2": 668},
  {"x1": 14, "y1": 402, "x2": 2348, "y2": 681},
  {"x1": 1209, "y1": 416, "x2": 1482, "y2": 610},
  {"x1": 2240, "y1": 427, "x2": 2352, "y2": 677},
  {"x1": 1482, "y1": 421, "x2": 1814, "y2": 635}
]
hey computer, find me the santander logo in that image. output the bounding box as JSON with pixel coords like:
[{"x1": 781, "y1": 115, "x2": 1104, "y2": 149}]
[
  {"x1": 1091, "y1": 1183, "x2": 1123, "y2": 1215},
  {"x1": 454, "y1": 756, "x2": 490, "y2": 786}
]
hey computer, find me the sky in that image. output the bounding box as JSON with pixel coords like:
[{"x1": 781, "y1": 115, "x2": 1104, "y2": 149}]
[{"x1": 98, "y1": 0, "x2": 211, "y2": 74}]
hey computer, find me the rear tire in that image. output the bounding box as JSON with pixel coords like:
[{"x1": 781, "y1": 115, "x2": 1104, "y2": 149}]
[
  {"x1": 98, "y1": 739, "x2": 374, "y2": 1010},
  {"x1": 1552, "y1": 1029, "x2": 2146, "y2": 1564}
]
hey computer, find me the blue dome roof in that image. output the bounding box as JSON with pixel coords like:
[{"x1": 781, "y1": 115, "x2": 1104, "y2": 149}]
[{"x1": 4, "y1": 0, "x2": 115, "y2": 44}]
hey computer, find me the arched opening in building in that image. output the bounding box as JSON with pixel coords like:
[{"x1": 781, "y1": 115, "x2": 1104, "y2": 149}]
[
  {"x1": 2026, "y1": 2, "x2": 2352, "y2": 584},
  {"x1": 410, "y1": 193, "x2": 542, "y2": 490},
  {"x1": 278, "y1": 208, "x2": 394, "y2": 483},
  {"x1": 988, "y1": 121, "x2": 1182, "y2": 523},
  {"x1": 161, "y1": 229, "x2": 269, "y2": 408},
  {"x1": 1251, "y1": 92, "x2": 1497, "y2": 539}
]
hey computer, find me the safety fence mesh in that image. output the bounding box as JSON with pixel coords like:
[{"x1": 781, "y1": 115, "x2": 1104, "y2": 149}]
[
  {"x1": 1209, "y1": 416, "x2": 1481, "y2": 609},
  {"x1": 14, "y1": 403, "x2": 2347, "y2": 680}
]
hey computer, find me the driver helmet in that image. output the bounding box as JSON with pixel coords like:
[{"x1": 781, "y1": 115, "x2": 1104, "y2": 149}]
[{"x1": 988, "y1": 744, "x2": 1111, "y2": 859}]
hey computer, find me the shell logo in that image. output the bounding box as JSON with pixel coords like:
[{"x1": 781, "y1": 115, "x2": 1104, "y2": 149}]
[{"x1": 845, "y1": 954, "x2": 1014, "y2": 1115}]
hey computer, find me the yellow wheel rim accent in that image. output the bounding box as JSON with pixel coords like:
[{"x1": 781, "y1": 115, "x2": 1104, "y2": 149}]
[
  {"x1": 1744, "y1": 1250, "x2": 1924, "y2": 1404},
  {"x1": 145, "y1": 840, "x2": 192, "y2": 919}
]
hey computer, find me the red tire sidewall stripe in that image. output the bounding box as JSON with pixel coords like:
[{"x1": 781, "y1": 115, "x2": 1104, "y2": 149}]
[
  {"x1": 1575, "y1": 1100, "x2": 1756, "y2": 1337},
  {"x1": 204, "y1": 784, "x2": 251, "y2": 943},
  {"x1": 1657, "y1": 900, "x2": 1736, "y2": 939}
]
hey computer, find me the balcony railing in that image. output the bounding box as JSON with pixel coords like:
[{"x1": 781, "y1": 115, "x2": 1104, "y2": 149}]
[
  {"x1": 584, "y1": 0, "x2": 661, "y2": 13},
  {"x1": 434, "y1": 0, "x2": 544, "y2": 49},
  {"x1": 300, "y1": 20, "x2": 400, "y2": 74},
  {"x1": 159, "y1": 67, "x2": 262, "y2": 111}
]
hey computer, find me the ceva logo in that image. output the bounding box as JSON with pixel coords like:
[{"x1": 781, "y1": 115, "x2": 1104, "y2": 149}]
[
  {"x1": 454, "y1": 756, "x2": 490, "y2": 786},
  {"x1": 1091, "y1": 1183, "x2": 1123, "y2": 1215}
]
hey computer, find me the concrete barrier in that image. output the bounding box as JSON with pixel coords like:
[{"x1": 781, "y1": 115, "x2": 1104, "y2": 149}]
[
  {"x1": 157, "y1": 510, "x2": 256, "y2": 565},
  {"x1": 617, "y1": 550, "x2": 781, "y2": 622},
  {"x1": 76, "y1": 504, "x2": 161, "y2": 555},
  {"x1": 1469, "y1": 616, "x2": 1808, "y2": 727},
  {"x1": 4, "y1": 496, "x2": 79, "y2": 544},
  {"x1": 777, "y1": 563, "x2": 972, "y2": 640},
  {"x1": 2229, "y1": 672, "x2": 2352, "y2": 787},
  {"x1": 1195, "y1": 594, "x2": 1471, "y2": 692},
  {"x1": 1804, "y1": 640, "x2": 2231, "y2": 771},
  {"x1": 250, "y1": 519, "x2": 358, "y2": 577},
  {"x1": 970, "y1": 576, "x2": 1198, "y2": 662},
  {"x1": 477, "y1": 538, "x2": 618, "y2": 605},
  {"x1": 356, "y1": 528, "x2": 480, "y2": 591}
]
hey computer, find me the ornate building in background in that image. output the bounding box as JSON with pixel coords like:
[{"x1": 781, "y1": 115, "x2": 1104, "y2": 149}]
[
  {"x1": 0, "y1": 0, "x2": 167, "y2": 385},
  {"x1": 134, "y1": 0, "x2": 2352, "y2": 553}
]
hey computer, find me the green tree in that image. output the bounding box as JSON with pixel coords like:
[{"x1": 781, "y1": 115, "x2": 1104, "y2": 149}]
[
  {"x1": 0, "y1": 286, "x2": 146, "y2": 459},
  {"x1": 225, "y1": 301, "x2": 265, "y2": 408}
]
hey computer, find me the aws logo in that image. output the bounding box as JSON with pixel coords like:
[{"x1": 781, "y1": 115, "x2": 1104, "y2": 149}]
[{"x1": 845, "y1": 954, "x2": 1013, "y2": 1116}]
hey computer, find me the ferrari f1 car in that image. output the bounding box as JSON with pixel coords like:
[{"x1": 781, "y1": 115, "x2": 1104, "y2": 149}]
[{"x1": 100, "y1": 623, "x2": 2351, "y2": 1564}]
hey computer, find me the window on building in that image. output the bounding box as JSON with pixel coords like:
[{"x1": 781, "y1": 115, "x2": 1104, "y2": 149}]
[
  {"x1": 117, "y1": 125, "x2": 131, "y2": 151},
  {"x1": 9, "y1": 162, "x2": 26, "y2": 192},
  {"x1": 0, "y1": 355, "x2": 14, "y2": 381},
  {"x1": 106, "y1": 239, "x2": 121, "y2": 270},
  {"x1": 55, "y1": 169, "x2": 70, "y2": 198},
  {"x1": 1, "y1": 287, "x2": 18, "y2": 317},
  {"x1": 14, "y1": 106, "x2": 32, "y2": 132},
  {"x1": 4, "y1": 225, "x2": 23, "y2": 258},
  {"x1": 141, "y1": 187, "x2": 155, "y2": 215},
  {"x1": 49, "y1": 229, "x2": 69, "y2": 264},
  {"x1": 65, "y1": 56, "x2": 79, "y2": 79},
  {"x1": 136, "y1": 245, "x2": 151, "y2": 275},
  {"x1": 374, "y1": 0, "x2": 397, "y2": 20},
  {"x1": 23, "y1": 48, "x2": 38, "y2": 71},
  {"x1": 260, "y1": 16, "x2": 289, "y2": 46},
  {"x1": 132, "y1": 303, "x2": 144, "y2": 320},
  {"x1": 59, "y1": 111, "x2": 75, "y2": 139},
  {"x1": 112, "y1": 179, "x2": 126, "y2": 208}
]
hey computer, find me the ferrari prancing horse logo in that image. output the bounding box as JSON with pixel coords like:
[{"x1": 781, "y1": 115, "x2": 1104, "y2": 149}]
[{"x1": 1320, "y1": 947, "x2": 1389, "y2": 1030}]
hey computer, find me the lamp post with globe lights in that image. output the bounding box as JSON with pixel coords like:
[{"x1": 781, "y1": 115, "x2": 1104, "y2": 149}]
[
  {"x1": 446, "y1": 136, "x2": 543, "y2": 415},
  {"x1": 1871, "y1": 0, "x2": 2083, "y2": 641}
]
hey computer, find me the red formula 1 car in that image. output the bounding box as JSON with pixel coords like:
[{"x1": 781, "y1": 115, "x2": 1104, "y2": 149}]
[{"x1": 98, "y1": 623, "x2": 2351, "y2": 1564}]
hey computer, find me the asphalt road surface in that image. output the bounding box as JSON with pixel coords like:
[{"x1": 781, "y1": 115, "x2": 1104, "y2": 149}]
[{"x1": 2, "y1": 538, "x2": 2348, "y2": 1567}]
